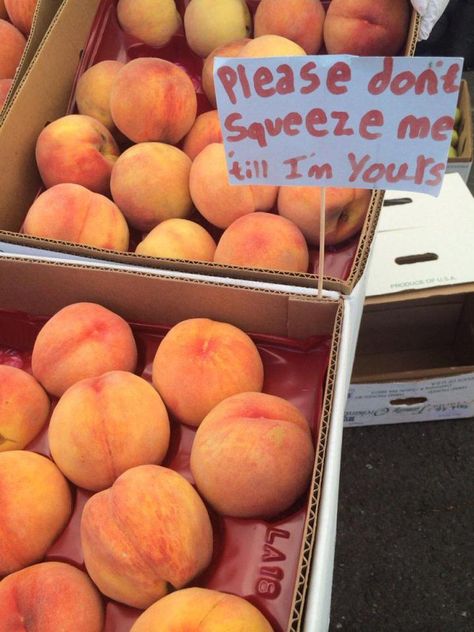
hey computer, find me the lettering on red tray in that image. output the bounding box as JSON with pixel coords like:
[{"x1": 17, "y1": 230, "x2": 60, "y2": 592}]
[{"x1": 255, "y1": 527, "x2": 290, "y2": 599}]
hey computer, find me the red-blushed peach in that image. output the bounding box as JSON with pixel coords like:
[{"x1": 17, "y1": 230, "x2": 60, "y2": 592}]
[
  {"x1": 184, "y1": 0, "x2": 251, "y2": 58},
  {"x1": 0, "y1": 19, "x2": 26, "y2": 80},
  {"x1": 0, "y1": 77, "x2": 12, "y2": 109},
  {"x1": 110, "y1": 142, "x2": 192, "y2": 231},
  {"x1": 240, "y1": 33, "x2": 306, "y2": 57},
  {"x1": 75, "y1": 60, "x2": 124, "y2": 131},
  {"x1": 35, "y1": 114, "x2": 120, "y2": 194},
  {"x1": 278, "y1": 186, "x2": 371, "y2": 246},
  {"x1": 0, "y1": 365, "x2": 49, "y2": 452},
  {"x1": 190, "y1": 392, "x2": 315, "y2": 518},
  {"x1": 0, "y1": 450, "x2": 72, "y2": 576},
  {"x1": 49, "y1": 371, "x2": 170, "y2": 491},
  {"x1": 152, "y1": 318, "x2": 264, "y2": 427},
  {"x1": 22, "y1": 183, "x2": 130, "y2": 251},
  {"x1": 31, "y1": 302, "x2": 138, "y2": 398},
  {"x1": 201, "y1": 38, "x2": 250, "y2": 107},
  {"x1": 0, "y1": 561, "x2": 105, "y2": 631},
  {"x1": 110, "y1": 57, "x2": 197, "y2": 144},
  {"x1": 254, "y1": 0, "x2": 325, "y2": 54},
  {"x1": 130, "y1": 587, "x2": 274, "y2": 631},
  {"x1": 80, "y1": 464, "x2": 214, "y2": 609},
  {"x1": 323, "y1": 0, "x2": 410, "y2": 55},
  {"x1": 136, "y1": 218, "x2": 217, "y2": 261},
  {"x1": 182, "y1": 110, "x2": 223, "y2": 160},
  {"x1": 117, "y1": 0, "x2": 181, "y2": 48},
  {"x1": 5, "y1": 0, "x2": 37, "y2": 34},
  {"x1": 214, "y1": 212, "x2": 309, "y2": 273}
]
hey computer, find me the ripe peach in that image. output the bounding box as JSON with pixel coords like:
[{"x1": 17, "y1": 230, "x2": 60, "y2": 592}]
[
  {"x1": 182, "y1": 110, "x2": 223, "y2": 160},
  {"x1": 131, "y1": 587, "x2": 274, "y2": 631},
  {"x1": 0, "y1": 19, "x2": 26, "y2": 80},
  {"x1": 0, "y1": 561, "x2": 105, "y2": 631},
  {"x1": 75, "y1": 60, "x2": 124, "y2": 131},
  {"x1": 35, "y1": 114, "x2": 120, "y2": 194},
  {"x1": 0, "y1": 450, "x2": 72, "y2": 576},
  {"x1": 49, "y1": 371, "x2": 170, "y2": 491},
  {"x1": 201, "y1": 38, "x2": 250, "y2": 107},
  {"x1": 117, "y1": 0, "x2": 181, "y2": 48},
  {"x1": 110, "y1": 142, "x2": 192, "y2": 231},
  {"x1": 324, "y1": 0, "x2": 410, "y2": 55},
  {"x1": 136, "y1": 218, "x2": 217, "y2": 261},
  {"x1": 214, "y1": 212, "x2": 309, "y2": 273},
  {"x1": 240, "y1": 33, "x2": 306, "y2": 57},
  {"x1": 110, "y1": 57, "x2": 197, "y2": 144},
  {"x1": 0, "y1": 365, "x2": 49, "y2": 452},
  {"x1": 81, "y1": 464, "x2": 214, "y2": 609},
  {"x1": 278, "y1": 186, "x2": 371, "y2": 246},
  {"x1": 31, "y1": 302, "x2": 138, "y2": 398},
  {"x1": 254, "y1": 0, "x2": 325, "y2": 54},
  {"x1": 5, "y1": 0, "x2": 37, "y2": 34},
  {"x1": 184, "y1": 0, "x2": 251, "y2": 58},
  {"x1": 0, "y1": 77, "x2": 12, "y2": 109},
  {"x1": 152, "y1": 318, "x2": 264, "y2": 427},
  {"x1": 22, "y1": 183, "x2": 130, "y2": 251},
  {"x1": 190, "y1": 392, "x2": 315, "y2": 518}
]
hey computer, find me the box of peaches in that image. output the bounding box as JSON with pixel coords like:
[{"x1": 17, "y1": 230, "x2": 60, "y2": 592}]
[
  {"x1": 0, "y1": 254, "x2": 343, "y2": 631},
  {"x1": 0, "y1": 0, "x2": 419, "y2": 293}
]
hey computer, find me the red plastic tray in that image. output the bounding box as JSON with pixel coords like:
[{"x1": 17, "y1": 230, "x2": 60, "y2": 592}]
[{"x1": 0, "y1": 308, "x2": 332, "y2": 631}]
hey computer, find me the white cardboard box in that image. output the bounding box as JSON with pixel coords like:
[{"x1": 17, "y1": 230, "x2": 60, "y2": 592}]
[{"x1": 345, "y1": 173, "x2": 474, "y2": 427}]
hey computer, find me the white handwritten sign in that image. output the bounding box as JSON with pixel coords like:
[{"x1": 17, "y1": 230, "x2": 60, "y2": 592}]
[{"x1": 214, "y1": 56, "x2": 463, "y2": 195}]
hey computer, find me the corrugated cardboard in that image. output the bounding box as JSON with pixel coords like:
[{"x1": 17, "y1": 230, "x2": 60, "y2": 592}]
[
  {"x1": 445, "y1": 79, "x2": 473, "y2": 183},
  {"x1": 0, "y1": 0, "x2": 420, "y2": 294}
]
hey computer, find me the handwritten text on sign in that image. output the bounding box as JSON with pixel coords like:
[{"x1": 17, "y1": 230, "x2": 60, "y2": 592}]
[{"x1": 214, "y1": 56, "x2": 463, "y2": 195}]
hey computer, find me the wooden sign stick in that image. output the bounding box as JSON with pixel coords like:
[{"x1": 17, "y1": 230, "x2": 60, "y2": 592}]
[{"x1": 318, "y1": 187, "x2": 326, "y2": 298}]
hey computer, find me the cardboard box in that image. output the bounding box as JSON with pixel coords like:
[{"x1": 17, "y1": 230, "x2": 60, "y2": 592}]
[
  {"x1": 0, "y1": 0, "x2": 420, "y2": 295},
  {"x1": 0, "y1": 0, "x2": 64, "y2": 117},
  {"x1": 345, "y1": 173, "x2": 474, "y2": 426},
  {"x1": 0, "y1": 254, "x2": 346, "y2": 632},
  {"x1": 445, "y1": 79, "x2": 473, "y2": 184}
]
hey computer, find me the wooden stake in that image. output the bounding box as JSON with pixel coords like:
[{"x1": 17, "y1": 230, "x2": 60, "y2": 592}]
[{"x1": 318, "y1": 186, "x2": 326, "y2": 298}]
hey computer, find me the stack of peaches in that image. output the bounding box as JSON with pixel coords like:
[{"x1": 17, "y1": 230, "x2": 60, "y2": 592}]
[
  {"x1": 0, "y1": 300, "x2": 320, "y2": 630},
  {"x1": 0, "y1": 0, "x2": 38, "y2": 109},
  {"x1": 22, "y1": 0, "x2": 411, "y2": 274}
]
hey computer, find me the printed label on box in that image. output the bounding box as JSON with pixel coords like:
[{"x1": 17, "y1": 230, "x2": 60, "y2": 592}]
[
  {"x1": 344, "y1": 372, "x2": 474, "y2": 426},
  {"x1": 214, "y1": 55, "x2": 463, "y2": 194}
]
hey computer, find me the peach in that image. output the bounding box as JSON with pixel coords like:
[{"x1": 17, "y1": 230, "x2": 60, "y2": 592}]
[
  {"x1": 0, "y1": 365, "x2": 49, "y2": 452},
  {"x1": 136, "y1": 218, "x2": 217, "y2": 261},
  {"x1": 323, "y1": 0, "x2": 410, "y2": 56},
  {"x1": 182, "y1": 109, "x2": 223, "y2": 160},
  {"x1": 117, "y1": 0, "x2": 181, "y2": 48},
  {"x1": 131, "y1": 587, "x2": 274, "y2": 631},
  {"x1": 214, "y1": 212, "x2": 309, "y2": 273},
  {"x1": 49, "y1": 371, "x2": 170, "y2": 491},
  {"x1": 254, "y1": 0, "x2": 325, "y2": 54},
  {"x1": 0, "y1": 561, "x2": 104, "y2": 631},
  {"x1": 184, "y1": 0, "x2": 251, "y2": 58},
  {"x1": 240, "y1": 33, "x2": 306, "y2": 58},
  {"x1": 201, "y1": 38, "x2": 250, "y2": 107},
  {"x1": 81, "y1": 464, "x2": 214, "y2": 609},
  {"x1": 152, "y1": 318, "x2": 264, "y2": 427},
  {"x1": 110, "y1": 142, "x2": 192, "y2": 231},
  {"x1": 0, "y1": 19, "x2": 26, "y2": 80},
  {"x1": 5, "y1": 0, "x2": 37, "y2": 34},
  {"x1": 35, "y1": 114, "x2": 119, "y2": 194},
  {"x1": 0, "y1": 450, "x2": 72, "y2": 576},
  {"x1": 278, "y1": 186, "x2": 371, "y2": 246},
  {"x1": 31, "y1": 302, "x2": 138, "y2": 398},
  {"x1": 22, "y1": 182, "x2": 130, "y2": 251},
  {"x1": 190, "y1": 392, "x2": 315, "y2": 518},
  {"x1": 75, "y1": 60, "x2": 124, "y2": 131},
  {"x1": 0, "y1": 77, "x2": 12, "y2": 109},
  {"x1": 110, "y1": 57, "x2": 197, "y2": 144}
]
